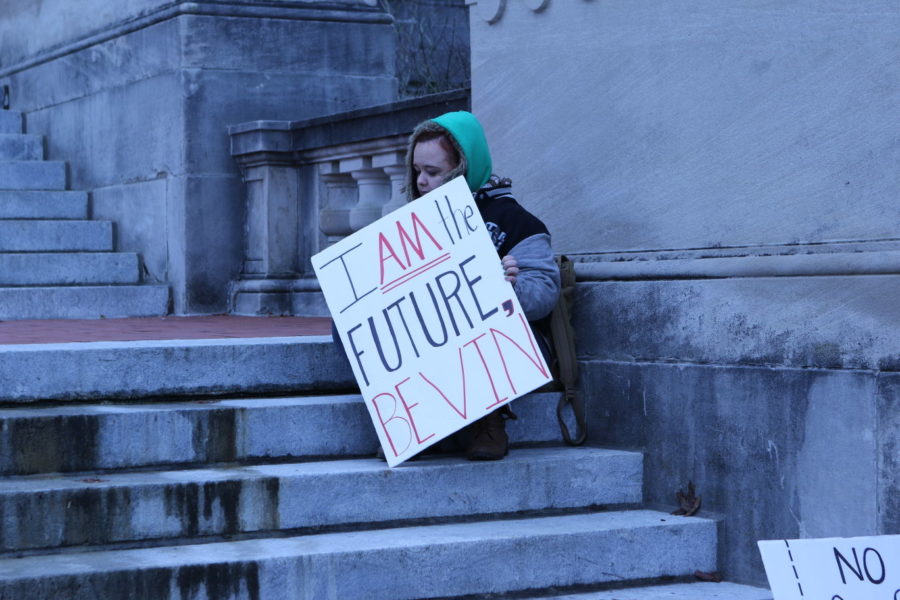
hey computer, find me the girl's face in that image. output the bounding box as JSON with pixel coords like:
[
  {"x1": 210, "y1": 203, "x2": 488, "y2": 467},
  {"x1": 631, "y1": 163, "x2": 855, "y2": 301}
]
[{"x1": 413, "y1": 138, "x2": 457, "y2": 195}]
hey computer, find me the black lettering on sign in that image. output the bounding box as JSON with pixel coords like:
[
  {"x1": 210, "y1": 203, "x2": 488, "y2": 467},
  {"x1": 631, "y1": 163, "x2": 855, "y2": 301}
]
[
  {"x1": 319, "y1": 242, "x2": 377, "y2": 314},
  {"x1": 458, "y1": 255, "x2": 498, "y2": 322},
  {"x1": 434, "y1": 195, "x2": 477, "y2": 246},
  {"x1": 835, "y1": 547, "x2": 864, "y2": 584},
  {"x1": 863, "y1": 547, "x2": 886, "y2": 584},
  {"x1": 435, "y1": 269, "x2": 474, "y2": 336},
  {"x1": 834, "y1": 546, "x2": 887, "y2": 585}
]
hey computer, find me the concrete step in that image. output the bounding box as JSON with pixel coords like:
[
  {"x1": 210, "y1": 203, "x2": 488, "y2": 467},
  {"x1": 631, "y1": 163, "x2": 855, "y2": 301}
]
[
  {"x1": 0, "y1": 392, "x2": 566, "y2": 475},
  {"x1": 0, "y1": 285, "x2": 169, "y2": 321},
  {"x1": 0, "y1": 220, "x2": 112, "y2": 251},
  {"x1": 0, "y1": 133, "x2": 43, "y2": 161},
  {"x1": 0, "y1": 510, "x2": 716, "y2": 599},
  {"x1": 0, "y1": 112, "x2": 22, "y2": 134},
  {"x1": 520, "y1": 582, "x2": 772, "y2": 599},
  {"x1": 0, "y1": 447, "x2": 642, "y2": 553},
  {"x1": 0, "y1": 253, "x2": 140, "y2": 285},
  {"x1": 0, "y1": 190, "x2": 88, "y2": 219},
  {"x1": 0, "y1": 161, "x2": 66, "y2": 190},
  {"x1": 0, "y1": 336, "x2": 353, "y2": 403}
]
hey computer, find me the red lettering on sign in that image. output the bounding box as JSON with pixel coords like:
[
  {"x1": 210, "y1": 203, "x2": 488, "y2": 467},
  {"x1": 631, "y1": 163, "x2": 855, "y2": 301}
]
[
  {"x1": 490, "y1": 313, "x2": 549, "y2": 395},
  {"x1": 418, "y1": 347, "x2": 468, "y2": 420},
  {"x1": 377, "y1": 233, "x2": 406, "y2": 286},
  {"x1": 398, "y1": 212, "x2": 443, "y2": 264},
  {"x1": 394, "y1": 377, "x2": 435, "y2": 445},
  {"x1": 370, "y1": 392, "x2": 412, "y2": 457},
  {"x1": 464, "y1": 333, "x2": 509, "y2": 410},
  {"x1": 379, "y1": 212, "x2": 444, "y2": 286}
]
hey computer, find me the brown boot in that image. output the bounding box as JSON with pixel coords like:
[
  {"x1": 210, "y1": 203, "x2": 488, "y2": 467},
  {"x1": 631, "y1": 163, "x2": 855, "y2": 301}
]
[{"x1": 463, "y1": 406, "x2": 517, "y2": 461}]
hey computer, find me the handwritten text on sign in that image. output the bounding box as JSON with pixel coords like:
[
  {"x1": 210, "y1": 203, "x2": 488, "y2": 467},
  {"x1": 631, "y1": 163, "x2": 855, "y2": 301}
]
[
  {"x1": 759, "y1": 535, "x2": 900, "y2": 600},
  {"x1": 312, "y1": 177, "x2": 552, "y2": 467}
]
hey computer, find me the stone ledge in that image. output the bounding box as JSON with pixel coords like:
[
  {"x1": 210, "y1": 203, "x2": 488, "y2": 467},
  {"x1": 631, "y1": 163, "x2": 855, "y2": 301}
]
[
  {"x1": 229, "y1": 89, "x2": 470, "y2": 160},
  {"x1": 517, "y1": 582, "x2": 772, "y2": 600},
  {"x1": 0, "y1": 336, "x2": 353, "y2": 402},
  {"x1": 0, "y1": 510, "x2": 716, "y2": 599},
  {"x1": 573, "y1": 242, "x2": 900, "y2": 281},
  {"x1": 0, "y1": 392, "x2": 573, "y2": 475},
  {"x1": 0, "y1": 285, "x2": 170, "y2": 321},
  {"x1": 0, "y1": 447, "x2": 642, "y2": 552},
  {"x1": 0, "y1": 1, "x2": 391, "y2": 79},
  {"x1": 573, "y1": 275, "x2": 900, "y2": 371}
]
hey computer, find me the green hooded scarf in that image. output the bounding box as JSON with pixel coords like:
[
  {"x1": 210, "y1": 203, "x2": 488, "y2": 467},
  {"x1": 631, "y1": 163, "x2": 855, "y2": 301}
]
[{"x1": 405, "y1": 110, "x2": 493, "y2": 200}]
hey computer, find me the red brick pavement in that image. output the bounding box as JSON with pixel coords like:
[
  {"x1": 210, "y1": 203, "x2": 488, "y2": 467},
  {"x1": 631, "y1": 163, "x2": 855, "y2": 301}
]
[{"x1": 0, "y1": 315, "x2": 333, "y2": 345}]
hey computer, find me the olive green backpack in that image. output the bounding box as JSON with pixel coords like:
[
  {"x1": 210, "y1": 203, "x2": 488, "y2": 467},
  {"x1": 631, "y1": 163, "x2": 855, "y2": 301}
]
[{"x1": 548, "y1": 255, "x2": 586, "y2": 445}]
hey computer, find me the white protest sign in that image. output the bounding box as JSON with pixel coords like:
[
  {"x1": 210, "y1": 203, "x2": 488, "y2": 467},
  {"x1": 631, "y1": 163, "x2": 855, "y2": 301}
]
[
  {"x1": 758, "y1": 535, "x2": 900, "y2": 600},
  {"x1": 312, "y1": 176, "x2": 552, "y2": 467}
]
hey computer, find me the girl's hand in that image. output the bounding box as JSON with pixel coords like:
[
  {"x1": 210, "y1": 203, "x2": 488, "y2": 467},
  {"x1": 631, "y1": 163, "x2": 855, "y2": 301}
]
[{"x1": 502, "y1": 255, "x2": 519, "y2": 285}]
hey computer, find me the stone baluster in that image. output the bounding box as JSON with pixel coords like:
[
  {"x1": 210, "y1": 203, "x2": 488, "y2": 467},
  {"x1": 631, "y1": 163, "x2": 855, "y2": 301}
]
[
  {"x1": 343, "y1": 156, "x2": 392, "y2": 232},
  {"x1": 373, "y1": 150, "x2": 408, "y2": 216},
  {"x1": 318, "y1": 161, "x2": 358, "y2": 245}
]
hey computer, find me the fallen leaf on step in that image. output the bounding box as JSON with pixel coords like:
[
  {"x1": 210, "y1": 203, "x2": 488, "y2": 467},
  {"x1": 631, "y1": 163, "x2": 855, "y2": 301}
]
[
  {"x1": 695, "y1": 570, "x2": 722, "y2": 582},
  {"x1": 671, "y1": 480, "x2": 701, "y2": 516}
]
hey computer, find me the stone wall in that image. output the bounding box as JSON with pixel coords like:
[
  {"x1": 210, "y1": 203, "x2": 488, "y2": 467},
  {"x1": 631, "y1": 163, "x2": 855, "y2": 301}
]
[
  {"x1": 0, "y1": 1, "x2": 397, "y2": 313},
  {"x1": 470, "y1": 0, "x2": 899, "y2": 255},
  {"x1": 468, "y1": 0, "x2": 899, "y2": 585}
]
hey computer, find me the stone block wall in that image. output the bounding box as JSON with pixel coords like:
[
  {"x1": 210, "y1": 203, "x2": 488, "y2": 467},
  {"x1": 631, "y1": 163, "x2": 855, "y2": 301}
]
[
  {"x1": 0, "y1": 1, "x2": 397, "y2": 313},
  {"x1": 574, "y1": 276, "x2": 898, "y2": 584},
  {"x1": 468, "y1": 0, "x2": 899, "y2": 585}
]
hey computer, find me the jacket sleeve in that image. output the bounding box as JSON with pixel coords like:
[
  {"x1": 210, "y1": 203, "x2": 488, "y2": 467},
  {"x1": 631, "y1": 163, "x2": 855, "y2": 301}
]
[{"x1": 509, "y1": 233, "x2": 560, "y2": 321}]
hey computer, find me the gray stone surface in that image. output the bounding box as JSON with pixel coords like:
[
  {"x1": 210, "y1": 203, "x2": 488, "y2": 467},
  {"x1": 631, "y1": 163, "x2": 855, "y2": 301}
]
[
  {"x1": 92, "y1": 179, "x2": 167, "y2": 282},
  {"x1": 0, "y1": 253, "x2": 139, "y2": 285},
  {"x1": 0, "y1": 510, "x2": 716, "y2": 599},
  {"x1": 877, "y1": 373, "x2": 900, "y2": 535},
  {"x1": 0, "y1": 111, "x2": 21, "y2": 134},
  {"x1": 569, "y1": 266, "x2": 899, "y2": 588},
  {"x1": 164, "y1": 173, "x2": 244, "y2": 312},
  {"x1": 470, "y1": 1, "x2": 900, "y2": 255},
  {"x1": 576, "y1": 248, "x2": 900, "y2": 280},
  {"x1": 581, "y1": 359, "x2": 888, "y2": 585},
  {"x1": 1, "y1": 3, "x2": 399, "y2": 314},
  {"x1": 0, "y1": 285, "x2": 169, "y2": 320},
  {"x1": 0, "y1": 133, "x2": 42, "y2": 160},
  {"x1": 230, "y1": 89, "x2": 470, "y2": 155},
  {"x1": 289, "y1": 290, "x2": 330, "y2": 317},
  {"x1": 0, "y1": 447, "x2": 641, "y2": 552},
  {"x1": 0, "y1": 160, "x2": 66, "y2": 190},
  {"x1": 524, "y1": 582, "x2": 772, "y2": 600},
  {"x1": 0, "y1": 190, "x2": 87, "y2": 219},
  {"x1": 0, "y1": 1, "x2": 388, "y2": 68},
  {"x1": 0, "y1": 392, "x2": 572, "y2": 476},
  {"x1": 574, "y1": 276, "x2": 900, "y2": 371},
  {"x1": 0, "y1": 220, "x2": 112, "y2": 251},
  {"x1": 0, "y1": 336, "x2": 353, "y2": 402},
  {"x1": 0, "y1": 0, "x2": 171, "y2": 66}
]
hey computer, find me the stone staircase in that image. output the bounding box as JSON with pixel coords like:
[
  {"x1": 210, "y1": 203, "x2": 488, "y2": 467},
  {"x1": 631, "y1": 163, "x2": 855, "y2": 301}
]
[
  {"x1": 0, "y1": 110, "x2": 168, "y2": 320},
  {"x1": 0, "y1": 334, "x2": 773, "y2": 599}
]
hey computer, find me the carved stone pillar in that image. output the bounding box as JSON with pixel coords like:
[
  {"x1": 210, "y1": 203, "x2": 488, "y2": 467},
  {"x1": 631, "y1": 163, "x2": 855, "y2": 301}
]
[
  {"x1": 318, "y1": 161, "x2": 358, "y2": 245},
  {"x1": 373, "y1": 150, "x2": 408, "y2": 216},
  {"x1": 229, "y1": 156, "x2": 301, "y2": 315},
  {"x1": 239, "y1": 162, "x2": 299, "y2": 280}
]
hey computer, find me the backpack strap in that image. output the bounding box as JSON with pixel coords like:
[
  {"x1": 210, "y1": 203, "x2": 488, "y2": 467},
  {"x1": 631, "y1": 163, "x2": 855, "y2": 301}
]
[{"x1": 549, "y1": 255, "x2": 586, "y2": 445}]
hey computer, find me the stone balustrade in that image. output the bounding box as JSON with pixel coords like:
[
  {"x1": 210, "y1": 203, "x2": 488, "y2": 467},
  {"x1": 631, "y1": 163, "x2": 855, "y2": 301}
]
[{"x1": 228, "y1": 90, "x2": 469, "y2": 316}]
